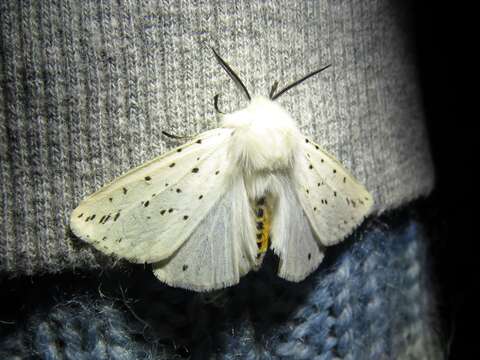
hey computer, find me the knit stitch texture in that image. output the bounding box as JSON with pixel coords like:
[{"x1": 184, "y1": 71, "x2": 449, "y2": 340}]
[
  {"x1": 0, "y1": 0, "x2": 434, "y2": 276},
  {"x1": 0, "y1": 212, "x2": 442, "y2": 359}
]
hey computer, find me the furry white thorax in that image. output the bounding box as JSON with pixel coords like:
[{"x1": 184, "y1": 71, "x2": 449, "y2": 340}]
[{"x1": 222, "y1": 95, "x2": 301, "y2": 174}]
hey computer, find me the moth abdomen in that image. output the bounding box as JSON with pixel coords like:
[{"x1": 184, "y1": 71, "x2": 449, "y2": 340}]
[{"x1": 254, "y1": 197, "x2": 271, "y2": 255}]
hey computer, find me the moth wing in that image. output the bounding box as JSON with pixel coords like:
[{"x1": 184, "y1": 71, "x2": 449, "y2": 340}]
[
  {"x1": 152, "y1": 175, "x2": 258, "y2": 291},
  {"x1": 293, "y1": 138, "x2": 374, "y2": 246},
  {"x1": 269, "y1": 175, "x2": 325, "y2": 282},
  {"x1": 70, "y1": 128, "x2": 235, "y2": 263}
]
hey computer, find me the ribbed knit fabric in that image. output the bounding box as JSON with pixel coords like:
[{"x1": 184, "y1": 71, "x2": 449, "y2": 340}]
[
  {"x1": 0, "y1": 212, "x2": 442, "y2": 359},
  {"x1": 0, "y1": 0, "x2": 434, "y2": 276}
]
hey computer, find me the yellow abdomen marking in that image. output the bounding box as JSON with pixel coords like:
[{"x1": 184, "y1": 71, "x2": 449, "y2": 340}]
[{"x1": 254, "y1": 197, "x2": 271, "y2": 254}]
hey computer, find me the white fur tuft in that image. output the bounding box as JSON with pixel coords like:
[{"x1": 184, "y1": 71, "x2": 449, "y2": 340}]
[{"x1": 222, "y1": 96, "x2": 301, "y2": 173}]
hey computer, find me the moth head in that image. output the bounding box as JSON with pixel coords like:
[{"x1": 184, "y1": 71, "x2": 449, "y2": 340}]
[
  {"x1": 222, "y1": 94, "x2": 302, "y2": 171},
  {"x1": 222, "y1": 95, "x2": 295, "y2": 130},
  {"x1": 211, "y1": 47, "x2": 331, "y2": 113}
]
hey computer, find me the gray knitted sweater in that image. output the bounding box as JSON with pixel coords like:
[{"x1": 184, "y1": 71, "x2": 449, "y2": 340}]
[{"x1": 0, "y1": 0, "x2": 433, "y2": 276}]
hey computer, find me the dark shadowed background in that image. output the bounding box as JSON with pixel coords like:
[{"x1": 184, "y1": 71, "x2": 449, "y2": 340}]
[{"x1": 413, "y1": 1, "x2": 475, "y2": 358}]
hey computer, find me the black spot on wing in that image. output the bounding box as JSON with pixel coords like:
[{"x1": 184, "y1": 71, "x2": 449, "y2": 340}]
[{"x1": 101, "y1": 214, "x2": 111, "y2": 224}]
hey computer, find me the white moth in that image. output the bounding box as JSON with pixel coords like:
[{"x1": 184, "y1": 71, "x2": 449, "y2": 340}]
[{"x1": 70, "y1": 49, "x2": 373, "y2": 291}]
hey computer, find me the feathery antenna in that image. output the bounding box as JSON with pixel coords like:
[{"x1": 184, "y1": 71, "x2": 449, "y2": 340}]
[
  {"x1": 211, "y1": 47, "x2": 251, "y2": 101},
  {"x1": 271, "y1": 64, "x2": 331, "y2": 100}
]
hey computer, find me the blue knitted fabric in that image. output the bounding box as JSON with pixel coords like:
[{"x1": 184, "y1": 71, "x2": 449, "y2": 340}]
[{"x1": 0, "y1": 212, "x2": 442, "y2": 359}]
